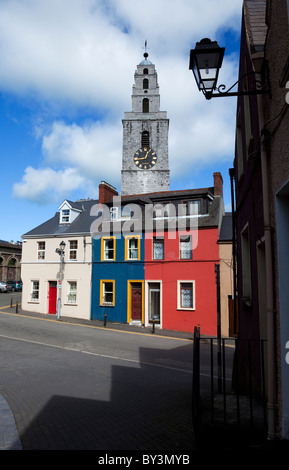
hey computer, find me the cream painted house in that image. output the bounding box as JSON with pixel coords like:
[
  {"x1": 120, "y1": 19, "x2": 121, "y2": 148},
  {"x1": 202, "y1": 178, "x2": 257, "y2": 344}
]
[{"x1": 21, "y1": 198, "x2": 96, "y2": 320}]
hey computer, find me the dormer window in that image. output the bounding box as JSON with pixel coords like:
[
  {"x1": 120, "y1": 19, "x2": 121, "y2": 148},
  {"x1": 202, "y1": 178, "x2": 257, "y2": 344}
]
[
  {"x1": 110, "y1": 207, "x2": 118, "y2": 221},
  {"x1": 61, "y1": 209, "x2": 70, "y2": 223},
  {"x1": 59, "y1": 200, "x2": 82, "y2": 225},
  {"x1": 182, "y1": 200, "x2": 201, "y2": 216}
]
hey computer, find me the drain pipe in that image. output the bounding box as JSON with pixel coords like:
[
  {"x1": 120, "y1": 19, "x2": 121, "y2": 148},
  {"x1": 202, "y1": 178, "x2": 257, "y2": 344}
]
[{"x1": 256, "y1": 91, "x2": 276, "y2": 442}]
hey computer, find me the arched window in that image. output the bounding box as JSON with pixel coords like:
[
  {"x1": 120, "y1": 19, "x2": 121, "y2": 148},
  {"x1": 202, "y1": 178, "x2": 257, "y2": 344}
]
[
  {"x1": 141, "y1": 131, "x2": 149, "y2": 147},
  {"x1": 143, "y1": 78, "x2": 149, "y2": 89},
  {"x1": 142, "y1": 98, "x2": 149, "y2": 113},
  {"x1": 143, "y1": 68, "x2": 148, "y2": 74}
]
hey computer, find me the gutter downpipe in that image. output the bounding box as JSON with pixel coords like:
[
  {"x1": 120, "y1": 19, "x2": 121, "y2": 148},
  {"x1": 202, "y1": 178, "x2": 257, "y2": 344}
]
[{"x1": 255, "y1": 79, "x2": 276, "y2": 442}]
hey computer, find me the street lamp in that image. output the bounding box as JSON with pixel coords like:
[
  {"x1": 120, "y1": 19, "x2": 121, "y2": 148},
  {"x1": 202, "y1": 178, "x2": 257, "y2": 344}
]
[
  {"x1": 189, "y1": 38, "x2": 270, "y2": 99},
  {"x1": 189, "y1": 38, "x2": 225, "y2": 99},
  {"x1": 55, "y1": 240, "x2": 65, "y2": 320}
]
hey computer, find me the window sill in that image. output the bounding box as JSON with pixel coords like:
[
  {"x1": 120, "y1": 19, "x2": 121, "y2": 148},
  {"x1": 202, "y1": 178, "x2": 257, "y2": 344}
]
[{"x1": 177, "y1": 307, "x2": 195, "y2": 311}]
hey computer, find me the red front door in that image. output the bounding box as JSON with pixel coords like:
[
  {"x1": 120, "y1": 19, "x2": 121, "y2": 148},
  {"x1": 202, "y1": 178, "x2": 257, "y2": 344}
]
[
  {"x1": 131, "y1": 283, "x2": 142, "y2": 321},
  {"x1": 48, "y1": 282, "x2": 57, "y2": 314}
]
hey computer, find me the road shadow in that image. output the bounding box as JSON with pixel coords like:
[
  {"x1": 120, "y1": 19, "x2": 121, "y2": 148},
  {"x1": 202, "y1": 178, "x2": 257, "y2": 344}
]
[{"x1": 10, "y1": 344, "x2": 195, "y2": 450}]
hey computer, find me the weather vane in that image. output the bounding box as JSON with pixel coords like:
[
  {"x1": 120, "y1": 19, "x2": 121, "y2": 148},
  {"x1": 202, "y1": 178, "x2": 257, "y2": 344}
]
[{"x1": 144, "y1": 40, "x2": 149, "y2": 58}]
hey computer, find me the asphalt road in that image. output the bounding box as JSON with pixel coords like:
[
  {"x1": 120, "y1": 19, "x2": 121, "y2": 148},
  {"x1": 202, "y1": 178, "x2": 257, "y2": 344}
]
[{"x1": 0, "y1": 296, "x2": 195, "y2": 451}]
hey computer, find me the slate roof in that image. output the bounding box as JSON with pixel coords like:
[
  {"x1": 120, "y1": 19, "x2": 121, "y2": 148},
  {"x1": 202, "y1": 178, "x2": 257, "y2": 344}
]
[
  {"x1": 219, "y1": 213, "x2": 233, "y2": 242},
  {"x1": 22, "y1": 186, "x2": 223, "y2": 238},
  {"x1": 22, "y1": 199, "x2": 98, "y2": 238}
]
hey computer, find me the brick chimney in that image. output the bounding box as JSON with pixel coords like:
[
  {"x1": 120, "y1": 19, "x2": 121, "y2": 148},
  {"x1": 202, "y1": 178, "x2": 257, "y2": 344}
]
[
  {"x1": 98, "y1": 181, "x2": 118, "y2": 204},
  {"x1": 213, "y1": 172, "x2": 223, "y2": 197}
]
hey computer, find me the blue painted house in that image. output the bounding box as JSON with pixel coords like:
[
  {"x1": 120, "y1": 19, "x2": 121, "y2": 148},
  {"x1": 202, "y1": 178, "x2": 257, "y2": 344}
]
[
  {"x1": 91, "y1": 233, "x2": 144, "y2": 324},
  {"x1": 90, "y1": 184, "x2": 145, "y2": 325}
]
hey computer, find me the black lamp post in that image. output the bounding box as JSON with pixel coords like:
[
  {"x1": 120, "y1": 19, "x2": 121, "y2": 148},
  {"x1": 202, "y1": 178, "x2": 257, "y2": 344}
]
[
  {"x1": 189, "y1": 38, "x2": 270, "y2": 99},
  {"x1": 55, "y1": 240, "x2": 66, "y2": 320}
]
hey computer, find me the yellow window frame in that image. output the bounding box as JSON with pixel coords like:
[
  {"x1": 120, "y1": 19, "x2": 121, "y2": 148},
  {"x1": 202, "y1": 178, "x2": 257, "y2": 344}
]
[
  {"x1": 125, "y1": 235, "x2": 141, "y2": 261},
  {"x1": 100, "y1": 280, "x2": 115, "y2": 306},
  {"x1": 101, "y1": 236, "x2": 116, "y2": 261}
]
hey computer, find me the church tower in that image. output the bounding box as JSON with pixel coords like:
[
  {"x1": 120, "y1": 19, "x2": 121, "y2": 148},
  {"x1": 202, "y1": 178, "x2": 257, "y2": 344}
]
[{"x1": 121, "y1": 50, "x2": 170, "y2": 195}]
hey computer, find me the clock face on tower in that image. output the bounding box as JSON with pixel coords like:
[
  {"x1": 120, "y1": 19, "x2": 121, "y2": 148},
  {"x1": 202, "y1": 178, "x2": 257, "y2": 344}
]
[{"x1": 134, "y1": 147, "x2": 157, "y2": 169}]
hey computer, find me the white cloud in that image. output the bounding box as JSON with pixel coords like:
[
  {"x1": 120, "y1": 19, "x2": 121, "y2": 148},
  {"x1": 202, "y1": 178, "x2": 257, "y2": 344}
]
[
  {"x1": 0, "y1": 0, "x2": 242, "y2": 110},
  {"x1": 13, "y1": 119, "x2": 122, "y2": 203},
  {"x1": 13, "y1": 166, "x2": 86, "y2": 204},
  {"x1": 42, "y1": 120, "x2": 122, "y2": 183},
  {"x1": 3, "y1": 0, "x2": 243, "y2": 204}
]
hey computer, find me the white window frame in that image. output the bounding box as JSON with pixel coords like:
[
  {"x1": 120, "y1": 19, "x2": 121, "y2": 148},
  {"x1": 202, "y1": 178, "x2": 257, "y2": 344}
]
[
  {"x1": 37, "y1": 241, "x2": 45, "y2": 260},
  {"x1": 125, "y1": 236, "x2": 140, "y2": 260},
  {"x1": 30, "y1": 280, "x2": 40, "y2": 302},
  {"x1": 67, "y1": 281, "x2": 77, "y2": 304},
  {"x1": 179, "y1": 235, "x2": 192, "y2": 260},
  {"x1": 69, "y1": 240, "x2": 78, "y2": 260},
  {"x1": 61, "y1": 209, "x2": 70, "y2": 224},
  {"x1": 177, "y1": 280, "x2": 195, "y2": 310},
  {"x1": 101, "y1": 237, "x2": 115, "y2": 261},
  {"x1": 153, "y1": 238, "x2": 164, "y2": 260}
]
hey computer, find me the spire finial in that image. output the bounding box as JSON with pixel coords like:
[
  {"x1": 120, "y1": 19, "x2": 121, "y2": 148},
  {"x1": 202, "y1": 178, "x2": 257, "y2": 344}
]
[{"x1": 144, "y1": 40, "x2": 149, "y2": 59}]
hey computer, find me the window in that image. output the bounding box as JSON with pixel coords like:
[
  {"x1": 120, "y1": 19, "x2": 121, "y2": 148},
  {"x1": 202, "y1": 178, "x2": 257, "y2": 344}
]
[
  {"x1": 110, "y1": 207, "x2": 118, "y2": 221},
  {"x1": 37, "y1": 242, "x2": 45, "y2": 260},
  {"x1": 101, "y1": 237, "x2": 115, "y2": 261},
  {"x1": 143, "y1": 98, "x2": 149, "y2": 113},
  {"x1": 69, "y1": 240, "x2": 78, "y2": 260},
  {"x1": 241, "y1": 224, "x2": 251, "y2": 305},
  {"x1": 183, "y1": 200, "x2": 201, "y2": 216},
  {"x1": 125, "y1": 236, "x2": 140, "y2": 260},
  {"x1": 180, "y1": 235, "x2": 192, "y2": 259},
  {"x1": 143, "y1": 68, "x2": 148, "y2": 74},
  {"x1": 143, "y1": 78, "x2": 149, "y2": 89},
  {"x1": 61, "y1": 209, "x2": 70, "y2": 223},
  {"x1": 153, "y1": 203, "x2": 171, "y2": 218},
  {"x1": 67, "y1": 281, "x2": 77, "y2": 303},
  {"x1": 30, "y1": 280, "x2": 39, "y2": 301},
  {"x1": 153, "y1": 238, "x2": 164, "y2": 260},
  {"x1": 141, "y1": 131, "x2": 149, "y2": 147},
  {"x1": 178, "y1": 281, "x2": 195, "y2": 310},
  {"x1": 100, "y1": 280, "x2": 115, "y2": 306},
  {"x1": 110, "y1": 206, "x2": 131, "y2": 221}
]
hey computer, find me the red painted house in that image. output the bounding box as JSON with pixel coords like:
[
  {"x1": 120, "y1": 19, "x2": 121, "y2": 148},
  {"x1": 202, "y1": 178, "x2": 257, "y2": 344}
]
[
  {"x1": 143, "y1": 175, "x2": 223, "y2": 336},
  {"x1": 144, "y1": 227, "x2": 220, "y2": 335}
]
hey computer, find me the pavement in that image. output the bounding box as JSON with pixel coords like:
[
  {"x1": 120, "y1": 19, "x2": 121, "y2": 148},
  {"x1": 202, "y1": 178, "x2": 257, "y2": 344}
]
[{"x1": 0, "y1": 304, "x2": 195, "y2": 451}]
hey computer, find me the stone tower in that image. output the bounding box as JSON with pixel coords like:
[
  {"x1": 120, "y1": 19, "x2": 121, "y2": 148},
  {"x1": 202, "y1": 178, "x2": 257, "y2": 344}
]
[{"x1": 121, "y1": 50, "x2": 170, "y2": 195}]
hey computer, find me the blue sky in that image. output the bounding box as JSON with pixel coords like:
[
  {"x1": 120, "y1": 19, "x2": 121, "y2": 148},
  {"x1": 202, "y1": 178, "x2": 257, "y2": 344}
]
[{"x1": 0, "y1": 0, "x2": 243, "y2": 242}]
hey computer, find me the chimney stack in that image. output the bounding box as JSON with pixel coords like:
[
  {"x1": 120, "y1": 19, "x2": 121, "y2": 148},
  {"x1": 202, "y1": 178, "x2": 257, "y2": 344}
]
[
  {"x1": 213, "y1": 172, "x2": 223, "y2": 197},
  {"x1": 98, "y1": 181, "x2": 118, "y2": 204}
]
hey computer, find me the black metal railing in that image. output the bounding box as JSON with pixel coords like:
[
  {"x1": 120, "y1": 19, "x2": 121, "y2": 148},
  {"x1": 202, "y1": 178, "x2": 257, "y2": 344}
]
[{"x1": 193, "y1": 328, "x2": 268, "y2": 448}]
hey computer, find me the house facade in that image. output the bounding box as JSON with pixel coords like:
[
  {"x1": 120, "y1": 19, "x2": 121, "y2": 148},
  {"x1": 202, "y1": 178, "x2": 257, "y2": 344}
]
[
  {"x1": 21, "y1": 199, "x2": 95, "y2": 320},
  {"x1": 234, "y1": 0, "x2": 289, "y2": 442}
]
